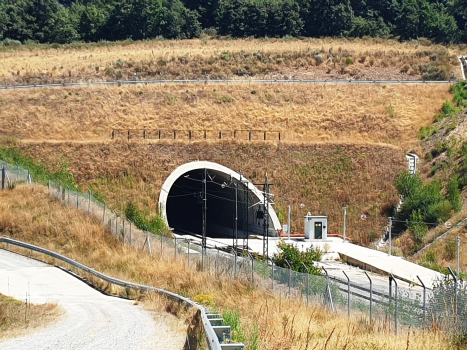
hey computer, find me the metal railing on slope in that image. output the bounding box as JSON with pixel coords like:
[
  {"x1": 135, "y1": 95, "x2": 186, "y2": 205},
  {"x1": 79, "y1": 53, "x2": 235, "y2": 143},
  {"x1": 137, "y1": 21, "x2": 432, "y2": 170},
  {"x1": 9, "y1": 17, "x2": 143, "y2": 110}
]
[
  {"x1": 0, "y1": 237, "x2": 244, "y2": 350},
  {"x1": 0, "y1": 78, "x2": 457, "y2": 90}
]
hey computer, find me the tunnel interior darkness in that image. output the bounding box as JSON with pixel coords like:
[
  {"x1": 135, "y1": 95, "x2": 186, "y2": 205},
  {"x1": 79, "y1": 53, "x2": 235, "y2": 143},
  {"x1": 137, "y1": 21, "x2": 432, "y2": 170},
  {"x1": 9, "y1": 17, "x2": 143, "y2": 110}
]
[{"x1": 166, "y1": 169, "x2": 271, "y2": 239}]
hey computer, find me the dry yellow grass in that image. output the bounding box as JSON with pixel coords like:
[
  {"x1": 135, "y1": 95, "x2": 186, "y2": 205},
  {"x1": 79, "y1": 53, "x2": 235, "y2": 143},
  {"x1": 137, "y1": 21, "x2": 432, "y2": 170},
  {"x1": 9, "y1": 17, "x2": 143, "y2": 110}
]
[
  {"x1": 0, "y1": 293, "x2": 62, "y2": 341},
  {"x1": 0, "y1": 185, "x2": 454, "y2": 349},
  {"x1": 0, "y1": 83, "x2": 451, "y2": 146},
  {"x1": 0, "y1": 37, "x2": 462, "y2": 84},
  {"x1": 13, "y1": 141, "x2": 405, "y2": 245}
]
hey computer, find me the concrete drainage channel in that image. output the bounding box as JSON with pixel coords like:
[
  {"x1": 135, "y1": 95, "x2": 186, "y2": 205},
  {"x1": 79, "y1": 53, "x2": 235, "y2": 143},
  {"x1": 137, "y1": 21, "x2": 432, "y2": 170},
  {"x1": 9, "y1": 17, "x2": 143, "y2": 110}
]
[{"x1": 0, "y1": 237, "x2": 244, "y2": 350}]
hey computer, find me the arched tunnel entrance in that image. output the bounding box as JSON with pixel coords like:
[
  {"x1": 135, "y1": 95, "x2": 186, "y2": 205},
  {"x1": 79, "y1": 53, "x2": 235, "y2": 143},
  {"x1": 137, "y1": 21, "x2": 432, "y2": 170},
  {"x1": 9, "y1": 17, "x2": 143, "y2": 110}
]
[{"x1": 159, "y1": 161, "x2": 281, "y2": 240}]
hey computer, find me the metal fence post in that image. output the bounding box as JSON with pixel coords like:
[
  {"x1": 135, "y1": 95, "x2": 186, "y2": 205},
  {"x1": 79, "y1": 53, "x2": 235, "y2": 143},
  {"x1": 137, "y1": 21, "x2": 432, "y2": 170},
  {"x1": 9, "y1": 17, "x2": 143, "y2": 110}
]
[
  {"x1": 251, "y1": 254, "x2": 255, "y2": 286},
  {"x1": 128, "y1": 220, "x2": 132, "y2": 244},
  {"x1": 102, "y1": 201, "x2": 106, "y2": 224},
  {"x1": 160, "y1": 230, "x2": 163, "y2": 256},
  {"x1": 448, "y1": 266, "x2": 458, "y2": 323},
  {"x1": 343, "y1": 271, "x2": 350, "y2": 317},
  {"x1": 1, "y1": 165, "x2": 5, "y2": 190},
  {"x1": 115, "y1": 212, "x2": 118, "y2": 236},
  {"x1": 88, "y1": 189, "x2": 91, "y2": 214},
  {"x1": 76, "y1": 186, "x2": 79, "y2": 209},
  {"x1": 365, "y1": 271, "x2": 373, "y2": 323},
  {"x1": 302, "y1": 263, "x2": 310, "y2": 304},
  {"x1": 174, "y1": 237, "x2": 177, "y2": 259},
  {"x1": 122, "y1": 219, "x2": 125, "y2": 242},
  {"x1": 216, "y1": 247, "x2": 219, "y2": 275},
  {"x1": 234, "y1": 253, "x2": 237, "y2": 279},
  {"x1": 67, "y1": 185, "x2": 70, "y2": 205},
  {"x1": 285, "y1": 259, "x2": 292, "y2": 297},
  {"x1": 390, "y1": 274, "x2": 399, "y2": 335},
  {"x1": 269, "y1": 257, "x2": 275, "y2": 292},
  {"x1": 322, "y1": 267, "x2": 335, "y2": 312},
  {"x1": 417, "y1": 275, "x2": 426, "y2": 330},
  {"x1": 187, "y1": 239, "x2": 190, "y2": 266}
]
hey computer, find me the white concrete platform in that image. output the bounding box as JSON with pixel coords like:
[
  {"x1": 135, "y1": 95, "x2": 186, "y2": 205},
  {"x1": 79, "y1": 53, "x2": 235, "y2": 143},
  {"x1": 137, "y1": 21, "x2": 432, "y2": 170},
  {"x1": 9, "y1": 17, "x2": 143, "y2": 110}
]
[{"x1": 175, "y1": 233, "x2": 443, "y2": 289}]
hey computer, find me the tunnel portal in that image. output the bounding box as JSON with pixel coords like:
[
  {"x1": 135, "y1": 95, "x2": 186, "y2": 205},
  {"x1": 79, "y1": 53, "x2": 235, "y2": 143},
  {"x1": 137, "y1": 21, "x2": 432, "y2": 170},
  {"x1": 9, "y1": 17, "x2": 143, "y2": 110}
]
[{"x1": 159, "y1": 161, "x2": 281, "y2": 240}]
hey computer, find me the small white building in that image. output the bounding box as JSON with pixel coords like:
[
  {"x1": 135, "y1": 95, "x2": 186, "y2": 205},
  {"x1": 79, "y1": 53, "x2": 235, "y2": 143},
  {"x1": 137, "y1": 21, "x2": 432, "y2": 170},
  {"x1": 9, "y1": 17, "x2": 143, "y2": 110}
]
[{"x1": 304, "y1": 212, "x2": 328, "y2": 241}]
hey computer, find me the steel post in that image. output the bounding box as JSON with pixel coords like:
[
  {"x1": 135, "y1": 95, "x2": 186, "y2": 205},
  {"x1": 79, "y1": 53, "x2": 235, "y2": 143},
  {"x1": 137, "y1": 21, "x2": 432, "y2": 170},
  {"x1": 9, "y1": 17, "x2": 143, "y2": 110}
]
[
  {"x1": 148, "y1": 232, "x2": 152, "y2": 256},
  {"x1": 270, "y1": 258, "x2": 275, "y2": 292},
  {"x1": 76, "y1": 186, "x2": 79, "y2": 209},
  {"x1": 285, "y1": 259, "x2": 292, "y2": 297},
  {"x1": 174, "y1": 237, "x2": 177, "y2": 259},
  {"x1": 1, "y1": 166, "x2": 5, "y2": 190},
  {"x1": 187, "y1": 239, "x2": 190, "y2": 266},
  {"x1": 102, "y1": 201, "x2": 106, "y2": 224},
  {"x1": 88, "y1": 189, "x2": 91, "y2": 214},
  {"x1": 365, "y1": 271, "x2": 373, "y2": 323},
  {"x1": 129, "y1": 220, "x2": 132, "y2": 244},
  {"x1": 448, "y1": 266, "x2": 458, "y2": 322},
  {"x1": 343, "y1": 271, "x2": 350, "y2": 317},
  {"x1": 302, "y1": 263, "x2": 310, "y2": 304},
  {"x1": 216, "y1": 247, "x2": 219, "y2": 275},
  {"x1": 388, "y1": 217, "x2": 393, "y2": 256},
  {"x1": 390, "y1": 274, "x2": 399, "y2": 335},
  {"x1": 417, "y1": 275, "x2": 426, "y2": 330}
]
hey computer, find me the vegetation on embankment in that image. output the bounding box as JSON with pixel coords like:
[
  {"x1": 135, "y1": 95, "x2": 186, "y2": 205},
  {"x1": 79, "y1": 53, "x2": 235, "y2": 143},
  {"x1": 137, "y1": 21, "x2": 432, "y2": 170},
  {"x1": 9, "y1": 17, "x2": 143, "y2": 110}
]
[
  {"x1": 0, "y1": 83, "x2": 451, "y2": 146},
  {"x1": 0, "y1": 185, "x2": 456, "y2": 349},
  {"x1": 0, "y1": 37, "x2": 460, "y2": 85},
  {"x1": 390, "y1": 81, "x2": 467, "y2": 275},
  {"x1": 3, "y1": 140, "x2": 406, "y2": 246},
  {"x1": 0, "y1": 293, "x2": 61, "y2": 341}
]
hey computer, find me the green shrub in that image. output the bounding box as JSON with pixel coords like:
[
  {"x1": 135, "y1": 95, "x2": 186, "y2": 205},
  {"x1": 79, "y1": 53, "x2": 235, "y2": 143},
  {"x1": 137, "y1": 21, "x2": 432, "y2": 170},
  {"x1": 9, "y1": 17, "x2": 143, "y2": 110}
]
[
  {"x1": 447, "y1": 175, "x2": 462, "y2": 212},
  {"x1": 273, "y1": 241, "x2": 322, "y2": 275},
  {"x1": 435, "y1": 101, "x2": 456, "y2": 122},
  {"x1": 124, "y1": 201, "x2": 166, "y2": 234},
  {"x1": 0, "y1": 146, "x2": 76, "y2": 188},
  {"x1": 451, "y1": 80, "x2": 467, "y2": 106},
  {"x1": 418, "y1": 125, "x2": 433, "y2": 140},
  {"x1": 395, "y1": 171, "x2": 453, "y2": 233}
]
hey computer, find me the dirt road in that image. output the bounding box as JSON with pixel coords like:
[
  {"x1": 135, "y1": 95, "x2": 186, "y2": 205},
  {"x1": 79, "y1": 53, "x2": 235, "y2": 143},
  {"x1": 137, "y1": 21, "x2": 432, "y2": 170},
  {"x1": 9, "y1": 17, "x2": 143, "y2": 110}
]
[{"x1": 0, "y1": 249, "x2": 185, "y2": 350}]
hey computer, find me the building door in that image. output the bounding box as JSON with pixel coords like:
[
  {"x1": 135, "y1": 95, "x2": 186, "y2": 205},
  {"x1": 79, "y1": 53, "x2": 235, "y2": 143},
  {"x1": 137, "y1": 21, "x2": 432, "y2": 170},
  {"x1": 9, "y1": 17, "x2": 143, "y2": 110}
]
[{"x1": 315, "y1": 222, "x2": 322, "y2": 239}]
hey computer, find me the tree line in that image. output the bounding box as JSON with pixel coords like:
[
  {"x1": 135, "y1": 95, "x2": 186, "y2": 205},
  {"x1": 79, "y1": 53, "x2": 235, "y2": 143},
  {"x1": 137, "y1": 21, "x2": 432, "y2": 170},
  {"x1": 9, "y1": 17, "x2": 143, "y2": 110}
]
[{"x1": 0, "y1": 0, "x2": 466, "y2": 44}]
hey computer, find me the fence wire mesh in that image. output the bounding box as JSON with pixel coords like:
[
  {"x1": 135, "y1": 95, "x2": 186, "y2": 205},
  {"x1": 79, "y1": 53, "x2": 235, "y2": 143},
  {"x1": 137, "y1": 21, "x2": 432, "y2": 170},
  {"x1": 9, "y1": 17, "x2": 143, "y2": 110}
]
[{"x1": 2, "y1": 161, "x2": 467, "y2": 337}]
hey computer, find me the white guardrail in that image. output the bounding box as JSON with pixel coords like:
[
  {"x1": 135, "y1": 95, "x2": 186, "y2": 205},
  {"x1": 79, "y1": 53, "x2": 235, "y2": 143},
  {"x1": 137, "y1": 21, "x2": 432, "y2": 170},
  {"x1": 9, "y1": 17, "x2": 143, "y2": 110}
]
[
  {"x1": 0, "y1": 237, "x2": 244, "y2": 350},
  {"x1": 0, "y1": 78, "x2": 457, "y2": 90}
]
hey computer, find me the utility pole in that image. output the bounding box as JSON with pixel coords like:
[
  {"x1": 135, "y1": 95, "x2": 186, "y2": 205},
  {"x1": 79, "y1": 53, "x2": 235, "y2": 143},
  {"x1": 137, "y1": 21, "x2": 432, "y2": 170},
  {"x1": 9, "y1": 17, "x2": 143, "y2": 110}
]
[
  {"x1": 388, "y1": 217, "x2": 392, "y2": 256},
  {"x1": 202, "y1": 168, "x2": 207, "y2": 269},
  {"x1": 233, "y1": 180, "x2": 238, "y2": 252},
  {"x1": 343, "y1": 206, "x2": 347, "y2": 242},
  {"x1": 262, "y1": 174, "x2": 272, "y2": 257}
]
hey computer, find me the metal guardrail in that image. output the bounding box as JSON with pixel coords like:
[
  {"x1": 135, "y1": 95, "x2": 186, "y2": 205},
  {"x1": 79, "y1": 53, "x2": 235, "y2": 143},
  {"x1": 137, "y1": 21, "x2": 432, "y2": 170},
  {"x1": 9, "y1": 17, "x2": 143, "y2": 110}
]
[
  {"x1": 0, "y1": 78, "x2": 457, "y2": 90},
  {"x1": 0, "y1": 237, "x2": 244, "y2": 350}
]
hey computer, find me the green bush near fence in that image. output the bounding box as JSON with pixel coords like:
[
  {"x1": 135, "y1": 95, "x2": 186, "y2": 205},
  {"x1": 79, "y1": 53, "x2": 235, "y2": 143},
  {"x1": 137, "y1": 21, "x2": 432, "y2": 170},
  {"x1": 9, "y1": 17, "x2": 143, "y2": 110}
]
[
  {"x1": 124, "y1": 201, "x2": 166, "y2": 235},
  {"x1": 273, "y1": 240, "x2": 322, "y2": 275},
  {"x1": 0, "y1": 145, "x2": 76, "y2": 189}
]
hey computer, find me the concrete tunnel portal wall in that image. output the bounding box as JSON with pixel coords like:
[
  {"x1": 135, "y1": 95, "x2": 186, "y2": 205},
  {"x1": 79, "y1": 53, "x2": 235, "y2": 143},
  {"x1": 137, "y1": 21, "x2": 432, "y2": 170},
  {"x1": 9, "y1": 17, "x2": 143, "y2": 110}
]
[{"x1": 159, "y1": 161, "x2": 281, "y2": 240}]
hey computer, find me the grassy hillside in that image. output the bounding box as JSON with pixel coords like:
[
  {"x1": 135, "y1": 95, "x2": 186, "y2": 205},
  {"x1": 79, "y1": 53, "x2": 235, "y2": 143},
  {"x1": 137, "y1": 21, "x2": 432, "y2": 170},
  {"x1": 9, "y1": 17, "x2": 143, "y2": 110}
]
[
  {"x1": 4, "y1": 141, "x2": 404, "y2": 245},
  {"x1": 0, "y1": 37, "x2": 461, "y2": 85},
  {"x1": 0, "y1": 185, "x2": 453, "y2": 349},
  {"x1": 0, "y1": 83, "x2": 451, "y2": 146}
]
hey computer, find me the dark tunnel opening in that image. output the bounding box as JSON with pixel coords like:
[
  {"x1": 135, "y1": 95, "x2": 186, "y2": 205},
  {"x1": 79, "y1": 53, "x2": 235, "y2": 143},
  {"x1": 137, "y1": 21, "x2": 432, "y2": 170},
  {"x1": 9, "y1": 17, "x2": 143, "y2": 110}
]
[{"x1": 166, "y1": 169, "x2": 265, "y2": 240}]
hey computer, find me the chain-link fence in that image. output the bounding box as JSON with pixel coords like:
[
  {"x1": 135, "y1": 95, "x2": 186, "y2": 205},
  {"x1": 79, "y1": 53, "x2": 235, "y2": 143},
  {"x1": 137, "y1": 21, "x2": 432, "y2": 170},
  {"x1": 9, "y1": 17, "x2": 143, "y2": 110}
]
[{"x1": 1, "y1": 161, "x2": 466, "y2": 338}]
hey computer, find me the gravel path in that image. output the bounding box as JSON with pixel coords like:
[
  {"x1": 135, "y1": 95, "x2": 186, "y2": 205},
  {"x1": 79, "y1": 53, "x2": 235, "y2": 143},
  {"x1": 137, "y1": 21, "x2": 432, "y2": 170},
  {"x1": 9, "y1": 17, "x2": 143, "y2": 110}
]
[{"x1": 0, "y1": 249, "x2": 185, "y2": 350}]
